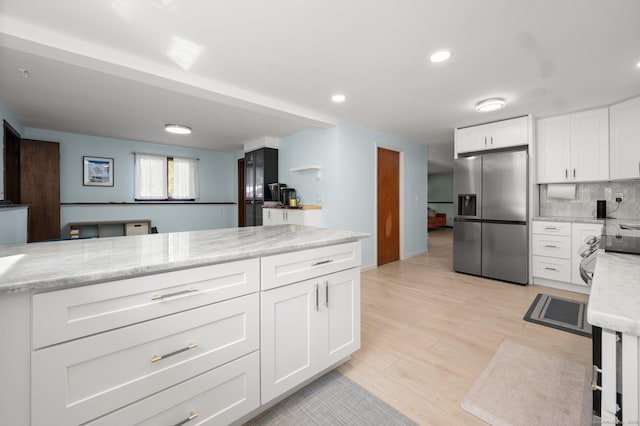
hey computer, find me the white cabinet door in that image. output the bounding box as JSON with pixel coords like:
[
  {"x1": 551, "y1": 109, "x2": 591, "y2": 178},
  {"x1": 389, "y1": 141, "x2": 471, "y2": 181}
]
[
  {"x1": 570, "y1": 108, "x2": 609, "y2": 182},
  {"x1": 455, "y1": 126, "x2": 485, "y2": 154},
  {"x1": 319, "y1": 269, "x2": 360, "y2": 366},
  {"x1": 571, "y1": 222, "x2": 603, "y2": 285},
  {"x1": 260, "y1": 268, "x2": 360, "y2": 405},
  {"x1": 263, "y1": 209, "x2": 285, "y2": 226},
  {"x1": 489, "y1": 116, "x2": 528, "y2": 149},
  {"x1": 260, "y1": 279, "x2": 319, "y2": 404},
  {"x1": 536, "y1": 115, "x2": 571, "y2": 183},
  {"x1": 285, "y1": 209, "x2": 306, "y2": 226},
  {"x1": 610, "y1": 96, "x2": 640, "y2": 180}
]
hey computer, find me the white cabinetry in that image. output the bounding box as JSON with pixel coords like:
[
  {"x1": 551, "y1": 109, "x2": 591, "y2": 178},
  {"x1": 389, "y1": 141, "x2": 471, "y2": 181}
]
[
  {"x1": 532, "y1": 220, "x2": 603, "y2": 291},
  {"x1": 260, "y1": 245, "x2": 361, "y2": 404},
  {"x1": 536, "y1": 108, "x2": 609, "y2": 183},
  {"x1": 610, "y1": 96, "x2": 640, "y2": 180},
  {"x1": 263, "y1": 208, "x2": 322, "y2": 227},
  {"x1": 455, "y1": 116, "x2": 528, "y2": 156},
  {"x1": 571, "y1": 222, "x2": 602, "y2": 285}
]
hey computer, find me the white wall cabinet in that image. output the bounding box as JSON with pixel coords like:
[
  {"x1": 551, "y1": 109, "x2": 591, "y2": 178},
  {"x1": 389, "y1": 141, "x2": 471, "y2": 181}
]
[
  {"x1": 455, "y1": 116, "x2": 528, "y2": 156},
  {"x1": 260, "y1": 267, "x2": 360, "y2": 405},
  {"x1": 610, "y1": 96, "x2": 640, "y2": 180},
  {"x1": 536, "y1": 107, "x2": 609, "y2": 183},
  {"x1": 263, "y1": 208, "x2": 322, "y2": 227}
]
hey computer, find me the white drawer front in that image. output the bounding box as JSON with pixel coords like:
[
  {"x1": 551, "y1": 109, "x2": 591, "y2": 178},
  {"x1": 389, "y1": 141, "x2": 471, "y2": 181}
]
[
  {"x1": 31, "y1": 293, "x2": 259, "y2": 426},
  {"x1": 532, "y1": 234, "x2": 571, "y2": 259},
  {"x1": 33, "y1": 258, "x2": 259, "y2": 348},
  {"x1": 86, "y1": 351, "x2": 260, "y2": 426},
  {"x1": 124, "y1": 222, "x2": 149, "y2": 235},
  {"x1": 532, "y1": 256, "x2": 572, "y2": 282},
  {"x1": 261, "y1": 241, "x2": 361, "y2": 290},
  {"x1": 532, "y1": 221, "x2": 571, "y2": 236}
]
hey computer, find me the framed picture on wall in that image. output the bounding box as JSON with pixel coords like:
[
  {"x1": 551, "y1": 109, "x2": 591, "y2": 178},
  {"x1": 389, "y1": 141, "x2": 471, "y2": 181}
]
[{"x1": 83, "y1": 156, "x2": 114, "y2": 186}]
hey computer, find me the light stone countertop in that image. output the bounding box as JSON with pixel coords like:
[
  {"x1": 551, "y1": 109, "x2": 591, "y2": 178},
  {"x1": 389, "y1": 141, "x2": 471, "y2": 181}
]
[
  {"x1": 588, "y1": 249, "x2": 640, "y2": 335},
  {"x1": 0, "y1": 225, "x2": 369, "y2": 295},
  {"x1": 533, "y1": 216, "x2": 604, "y2": 224}
]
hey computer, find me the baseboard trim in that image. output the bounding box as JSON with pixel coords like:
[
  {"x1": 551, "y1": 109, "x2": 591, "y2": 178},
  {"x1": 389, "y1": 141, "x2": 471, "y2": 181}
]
[
  {"x1": 360, "y1": 264, "x2": 376, "y2": 272},
  {"x1": 403, "y1": 249, "x2": 427, "y2": 260},
  {"x1": 532, "y1": 277, "x2": 590, "y2": 295}
]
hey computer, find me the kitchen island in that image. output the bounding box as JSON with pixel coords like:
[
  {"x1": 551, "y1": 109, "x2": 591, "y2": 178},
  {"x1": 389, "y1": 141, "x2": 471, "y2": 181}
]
[
  {"x1": 0, "y1": 225, "x2": 368, "y2": 425},
  {"x1": 587, "y1": 219, "x2": 640, "y2": 424}
]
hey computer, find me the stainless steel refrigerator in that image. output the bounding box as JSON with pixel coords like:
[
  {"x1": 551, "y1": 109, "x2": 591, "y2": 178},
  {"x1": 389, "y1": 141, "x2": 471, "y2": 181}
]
[{"x1": 453, "y1": 150, "x2": 528, "y2": 284}]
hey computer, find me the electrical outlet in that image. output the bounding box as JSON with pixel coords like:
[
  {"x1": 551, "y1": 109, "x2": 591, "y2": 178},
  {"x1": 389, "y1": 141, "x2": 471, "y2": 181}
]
[{"x1": 615, "y1": 193, "x2": 624, "y2": 203}]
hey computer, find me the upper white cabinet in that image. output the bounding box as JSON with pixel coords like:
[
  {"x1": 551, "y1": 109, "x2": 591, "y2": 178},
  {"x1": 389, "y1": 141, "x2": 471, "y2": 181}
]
[
  {"x1": 455, "y1": 116, "x2": 528, "y2": 156},
  {"x1": 610, "y1": 96, "x2": 640, "y2": 180},
  {"x1": 536, "y1": 107, "x2": 609, "y2": 183}
]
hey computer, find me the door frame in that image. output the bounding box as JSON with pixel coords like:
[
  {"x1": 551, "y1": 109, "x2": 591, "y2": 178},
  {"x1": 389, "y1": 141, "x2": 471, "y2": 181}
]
[
  {"x1": 373, "y1": 144, "x2": 405, "y2": 265},
  {"x1": 237, "y1": 158, "x2": 245, "y2": 227}
]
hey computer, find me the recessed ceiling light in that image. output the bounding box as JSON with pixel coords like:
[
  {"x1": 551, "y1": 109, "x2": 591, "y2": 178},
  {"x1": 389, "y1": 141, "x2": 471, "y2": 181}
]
[
  {"x1": 164, "y1": 124, "x2": 192, "y2": 135},
  {"x1": 636, "y1": 61, "x2": 640, "y2": 68},
  {"x1": 476, "y1": 98, "x2": 506, "y2": 112},
  {"x1": 430, "y1": 50, "x2": 451, "y2": 63},
  {"x1": 331, "y1": 94, "x2": 346, "y2": 103}
]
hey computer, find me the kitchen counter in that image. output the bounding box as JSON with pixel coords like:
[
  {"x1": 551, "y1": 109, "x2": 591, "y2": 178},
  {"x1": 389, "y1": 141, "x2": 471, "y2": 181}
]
[
  {"x1": 533, "y1": 216, "x2": 604, "y2": 224},
  {"x1": 0, "y1": 225, "x2": 369, "y2": 295},
  {"x1": 588, "y1": 249, "x2": 640, "y2": 335}
]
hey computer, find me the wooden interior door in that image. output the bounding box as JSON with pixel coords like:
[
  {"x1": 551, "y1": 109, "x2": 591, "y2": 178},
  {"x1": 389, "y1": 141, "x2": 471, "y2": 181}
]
[
  {"x1": 20, "y1": 139, "x2": 60, "y2": 242},
  {"x1": 238, "y1": 158, "x2": 245, "y2": 227},
  {"x1": 3, "y1": 120, "x2": 21, "y2": 203},
  {"x1": 377, "y1": 147, "x2": 400, "y2": 265}
]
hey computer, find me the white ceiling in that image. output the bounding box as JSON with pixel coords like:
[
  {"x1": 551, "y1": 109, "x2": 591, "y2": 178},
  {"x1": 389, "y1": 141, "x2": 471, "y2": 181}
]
[{"x1": 0, "y1": 0, "x2": 639, "y2": 152}]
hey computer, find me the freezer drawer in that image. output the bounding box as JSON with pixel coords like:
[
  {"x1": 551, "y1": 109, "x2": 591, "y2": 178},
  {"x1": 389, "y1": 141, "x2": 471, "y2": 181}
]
[
  {"x1": 453, "y1": 220, "x2": 481, "y2": 276},
  {"x1": 482, "y1": 222, "x2": 528, "y2": 284}
]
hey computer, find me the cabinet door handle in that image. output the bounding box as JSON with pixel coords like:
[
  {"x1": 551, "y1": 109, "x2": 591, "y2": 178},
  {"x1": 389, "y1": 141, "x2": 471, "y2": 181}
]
[
  {"x1": 544, "y1": 267, "x2": 558, "y2": 271},
  {"x1": 174, "y1": 412, "x2": 199, "y2": 426},
  {"x1": 151, "y1": 287, "x2": 198, "y2": 301},
  {"x1": 315, "y1": 284, "x2": 319, "y2": 311},
  {"x1": 324, "y1": 281, "x2": 329, "y2": 308},
  {"x1": 490, "y1": 136, "x2": 493, "y2": 145},
  {"x1": 484, "y1": 136, "x2": 487, "y2": 146},
  {"x1": 565, "y1": 169, "x2": 568, "y2": 179},
  {"x1": 543, "y1": 227, "x2": 559, "y2": 230},
  {"x1": 311, "y1": 259, "x2": 333, "y2": 267},
  {"x1": 543, "y1": 245, "x2": 559, "y2": 248},
  {"x1": 151, "y1": 343, "x2": 198, "y2": 363},
  {"x1": 573, "y1": 169, "x2": 576, "y2": 178}
]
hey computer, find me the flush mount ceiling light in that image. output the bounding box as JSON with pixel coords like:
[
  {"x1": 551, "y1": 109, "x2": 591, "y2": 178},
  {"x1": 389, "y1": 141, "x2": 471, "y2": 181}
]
[
  {"x1": 430, "y1": 50, "x2": 451, "y2": 63},
  {"x1": 476, "y1": 98, "x2": 506, "y2": 112},
  {"x1": 164, "y1": 124, "x2": 192, "y2": 135},
  {"x1": 636, "y1": 61, "x2": 640, "y2": 68},
  {"x1": 331, "y1": 94, "x2": 346, "y2": 103}
]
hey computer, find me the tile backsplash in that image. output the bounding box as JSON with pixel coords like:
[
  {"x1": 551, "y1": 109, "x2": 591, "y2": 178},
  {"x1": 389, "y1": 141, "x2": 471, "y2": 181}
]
[{"x1": 539, "y1": 181, "x2": 640, "y2": 219}]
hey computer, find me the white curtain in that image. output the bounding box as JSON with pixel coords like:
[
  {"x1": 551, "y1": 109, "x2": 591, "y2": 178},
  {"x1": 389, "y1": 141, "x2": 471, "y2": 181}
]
[
  {"x1": 170, "y1": 157, "x2": 199, "y2": 200},
  {"x1": 134, "y1": 153, "x2": 167, "y2": 200}
]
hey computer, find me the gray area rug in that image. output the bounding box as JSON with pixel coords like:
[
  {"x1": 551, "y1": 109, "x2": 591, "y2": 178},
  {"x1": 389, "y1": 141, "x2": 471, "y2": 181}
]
[
  {"x1": 524, "y1": 293, "x2": 592, "y2": 337},
  {"x1": 246, "y1": 369, "x2": 417, "y2": 425},
  {"x1": 461, "y1": 340, "x2": 592, "y2": 426}
]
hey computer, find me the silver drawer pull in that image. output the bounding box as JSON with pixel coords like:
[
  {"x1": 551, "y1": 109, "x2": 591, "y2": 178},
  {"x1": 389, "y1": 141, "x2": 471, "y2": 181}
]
[
  {"x1": 151, "y1": 287, "x2": 198, "y2": 301},
  {"x1": 543, "y1": 245, "x2": 559, "y2": 248},
  {"x1": 591, "y1": 365, "x2": 602, "y2": 391},
  {"x1": 151, "y1": 343, "x2": 198, "y2": 363},
  {"x1": 311, "y1": 259, "x2": 333, "y2": 267},
  {"x1": 174, "y1": 412, "x2": 198, "y2": 426},
  {"x1": 544, "y1": 267, "x2": 558, "y2": 271},
  {"x1": 543, "y1": 227, "x2": 559, "y2": 230}
]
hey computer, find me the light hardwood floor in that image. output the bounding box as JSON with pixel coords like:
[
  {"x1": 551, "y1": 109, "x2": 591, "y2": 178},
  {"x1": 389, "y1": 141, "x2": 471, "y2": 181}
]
[{"x1": 339, "y1": 227, "x2": 591, "y2": 425}]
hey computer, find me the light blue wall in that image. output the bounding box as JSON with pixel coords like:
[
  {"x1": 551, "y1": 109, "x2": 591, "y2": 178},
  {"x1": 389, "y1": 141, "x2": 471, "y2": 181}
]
[
  {"x1": 428, "y1": 172, "x2": 454, "y2": 226},
  {"x1": 22, "y1": 128, "x2": 237, "y2": 234},
  {"x1": 0, "y1": 100, "x2": 25, "y2": 200},
  {"x1": 279, "y1": 121, "x2": 428, "y2": 268}
]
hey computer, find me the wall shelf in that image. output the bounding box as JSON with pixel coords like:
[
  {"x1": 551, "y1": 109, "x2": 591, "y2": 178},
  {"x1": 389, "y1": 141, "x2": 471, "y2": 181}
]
[{"x1": 289, "y1": 165, "x2": 321, "y2": 172}]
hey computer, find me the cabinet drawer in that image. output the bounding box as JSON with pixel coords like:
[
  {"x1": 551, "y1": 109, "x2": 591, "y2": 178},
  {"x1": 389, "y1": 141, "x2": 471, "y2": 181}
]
[
  {"x1": 86, "y1": 351, "x2": 260, "y2": 426},
  {"x1": 32, "y1": 258, "x2": 259, "y2": 348},
  {"x1": 31, "y1": 293, "x2": 259, "y2": 426},
  {"x1": 532, "y1": 256, "x2": 572, "y2": 282},
  {"x1": 261, "y1": 241, "x2": 361, "y2": 290},
  {"x1": 532, "y1": 234, "x2": 571, "y2": 259},
  {"x1": 532, "y1": 221, "x2": 571, "y2": 236},
  {"x1": 125, "y1": 222, "x2": 149, "y2": 235}
]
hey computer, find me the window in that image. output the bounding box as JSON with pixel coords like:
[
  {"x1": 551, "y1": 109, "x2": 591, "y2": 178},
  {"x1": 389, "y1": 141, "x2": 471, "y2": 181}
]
[{"x1": 135, "y1": 153, "x2": 199, "y2": 200}]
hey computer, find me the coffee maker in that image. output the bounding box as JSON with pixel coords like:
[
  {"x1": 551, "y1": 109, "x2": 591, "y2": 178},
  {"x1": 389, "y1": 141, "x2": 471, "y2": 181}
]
[
  {"x1": 267, "y1": 183, "x2": 287, "y2": 205},
  {"x1": 281, "y1": 188, "x2": 297, "y2": 206}
]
